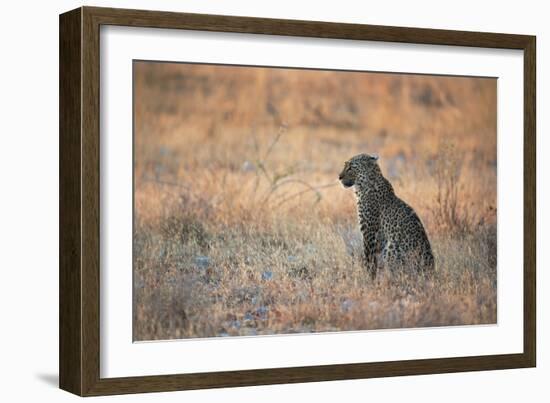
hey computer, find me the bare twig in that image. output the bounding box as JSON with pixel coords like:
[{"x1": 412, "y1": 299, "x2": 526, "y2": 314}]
[
  {"x1": 271, "y1": 181, "x2": 340, "y2": 209},
  {"x1": 263, "y1": 124, "x2": 287, "y2": 160},
  {"x1": 140, "y1": 176, "x2": 192, "y2": 191}
]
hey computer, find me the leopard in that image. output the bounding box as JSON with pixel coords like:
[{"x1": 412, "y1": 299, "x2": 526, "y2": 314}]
[{"x1": 339, "y1": 153, "x2": 434, "y2": 278}]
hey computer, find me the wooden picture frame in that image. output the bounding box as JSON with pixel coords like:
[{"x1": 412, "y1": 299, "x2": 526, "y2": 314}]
[{"x1": 59, "y1": 6, "x2": 536, "y2": 396}]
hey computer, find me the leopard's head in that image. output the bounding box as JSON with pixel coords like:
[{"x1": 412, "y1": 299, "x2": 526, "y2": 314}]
[{"x1": 339, "y1": 153, "x2": 379, "y2": 188}]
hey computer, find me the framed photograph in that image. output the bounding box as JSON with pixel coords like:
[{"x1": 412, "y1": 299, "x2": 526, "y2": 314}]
[{"x1": 59, "y1": 6, "x2": 536, "y2": 396}]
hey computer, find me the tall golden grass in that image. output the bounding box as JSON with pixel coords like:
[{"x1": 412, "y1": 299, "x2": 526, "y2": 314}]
[{"x1": 133, "y1": 62, "x2": 497, "y2": 340}]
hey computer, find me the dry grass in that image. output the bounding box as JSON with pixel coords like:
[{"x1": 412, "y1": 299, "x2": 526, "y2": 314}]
[{"x1": 133, "y1": 62, "x2": 497, "y2": 340}]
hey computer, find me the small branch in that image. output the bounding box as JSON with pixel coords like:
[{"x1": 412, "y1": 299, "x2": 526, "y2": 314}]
[
  {"x1": 140, "y1": 176, "x2": 191, "y2": 191},
  {"x1": 272, "y1": 182, "x2": 340, "y2": 209},
  {"x1": 263, "y1": 124, "x2": 287, "y2": 160}
]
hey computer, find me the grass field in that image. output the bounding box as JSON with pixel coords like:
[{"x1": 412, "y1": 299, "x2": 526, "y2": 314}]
[{"x1": 133, "y1": 62, "x2": 497, "y2": 341}]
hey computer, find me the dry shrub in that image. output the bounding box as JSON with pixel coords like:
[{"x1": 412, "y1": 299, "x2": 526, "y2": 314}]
[
  {"x1": 430, "y1": 139, "x2": 497, "y2": 236},
  {"x1": 432, "y1": 140, "x2": 470, "y2": 234}
]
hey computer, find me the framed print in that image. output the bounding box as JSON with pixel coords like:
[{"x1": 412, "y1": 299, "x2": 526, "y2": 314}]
[{"x1": 59, "y1": 6, "x2": 536, "y2": 396}]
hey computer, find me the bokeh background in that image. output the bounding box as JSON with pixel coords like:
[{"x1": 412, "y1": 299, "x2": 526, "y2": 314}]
[{"x1": 133, "y1": 61, "x2": 497, "y2": 341}]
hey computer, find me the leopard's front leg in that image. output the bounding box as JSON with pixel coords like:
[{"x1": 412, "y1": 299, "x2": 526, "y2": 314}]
[
  {"x1": 360, "y1": 207, "x2": 380, "y2": 280},
  {"x1": 363, "y1": 231, "x2": 378, "y2": 279}
]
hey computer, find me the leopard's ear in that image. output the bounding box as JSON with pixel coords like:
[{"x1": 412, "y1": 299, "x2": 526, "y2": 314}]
[{"x1": 371, "y1": 154, "x2": 379, "y2": 161}]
